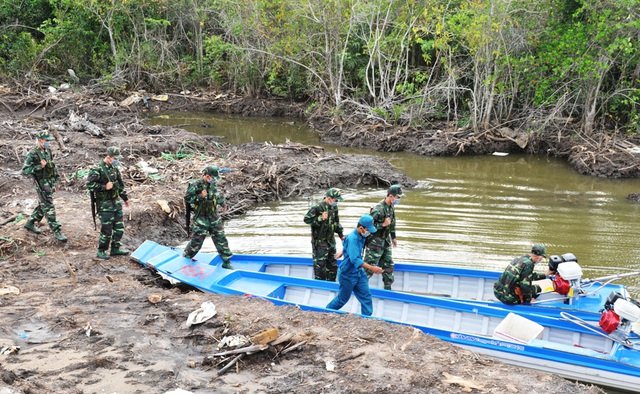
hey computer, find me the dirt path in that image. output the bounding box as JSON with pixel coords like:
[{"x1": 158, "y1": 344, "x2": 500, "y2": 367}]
[{"x1": 0, "y1": 87, "x2": 607, "y2": 393}]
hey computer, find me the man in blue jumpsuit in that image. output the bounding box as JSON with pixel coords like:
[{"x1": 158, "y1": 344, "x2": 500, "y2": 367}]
[{"x1": 326, "y1": 215, "x2": 383, "y2": 316}]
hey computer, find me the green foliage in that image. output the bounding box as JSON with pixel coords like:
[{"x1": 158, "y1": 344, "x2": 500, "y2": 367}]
[
  {"x1": 607, "y1": 88, "x2": 640, "y2": 133},
  {"x1": 1, "y1": 0, "x2": 640, "y2": 132},
  {"x1": 0, "y1": 32, "x2": 38, "y2": 74},
  {"x1": 69, "y1": 169, "x2": 90, "y2": 180},
  {"x1": 203, "y1": 35, "x2": 236, "y2": 88}
]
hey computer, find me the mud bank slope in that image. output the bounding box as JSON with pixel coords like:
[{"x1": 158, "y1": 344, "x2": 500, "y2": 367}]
[{"x1": 0, "y1": 88, "x2": 605, "y2": 393}]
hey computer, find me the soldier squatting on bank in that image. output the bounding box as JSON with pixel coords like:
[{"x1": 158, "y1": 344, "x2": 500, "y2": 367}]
[
  {"x1": 22, "y1": 130, "x2": 68, "y2": 242},
  {"x1": 86, "y1": 146, "x2": 131, "y2": 259}
]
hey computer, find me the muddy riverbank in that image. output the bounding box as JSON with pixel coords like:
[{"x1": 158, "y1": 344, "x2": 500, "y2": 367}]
[{"x1": 0, "y1": 86, "x2": 611, "y2": 393}]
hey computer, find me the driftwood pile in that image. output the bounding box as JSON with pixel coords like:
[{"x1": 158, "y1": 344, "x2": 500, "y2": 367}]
[{"x1": 1, "y1": 94, "x2": 414, "y2": 237}]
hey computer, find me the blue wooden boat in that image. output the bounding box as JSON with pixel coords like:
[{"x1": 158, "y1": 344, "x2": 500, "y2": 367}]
[
  {"x1": 131, "y1": 240, "x2": 640, "y2": 391},
  {"x1": 131, "y1": 240, "x2": 632, "y2": 320}
]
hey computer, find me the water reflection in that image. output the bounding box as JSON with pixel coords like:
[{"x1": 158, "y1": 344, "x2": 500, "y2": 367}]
[{"x1": 150, "y1": 112, "x2": 640, "y2": 297}]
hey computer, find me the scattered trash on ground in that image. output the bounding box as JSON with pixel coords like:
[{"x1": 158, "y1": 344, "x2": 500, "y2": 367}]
[
  {"x1": 210, "y1": 328, "x2": 306, "y2": 376},
  {"x1": 185, "y1": 301, "x2": 217, "y2": 328}
]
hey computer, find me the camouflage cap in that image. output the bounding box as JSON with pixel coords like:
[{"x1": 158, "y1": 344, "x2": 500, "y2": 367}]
[
  {"x1": 36, "y1": 130, "x2": 54, "y2": 141},
  {"x1": 388, "y1": 184, "x2": 406, "y2": 198},
  {"x1": 531, "y1": 244, "x2": 547, "y2": 258},
  {"x1": 106, "y1": 146, "x2": 123, "y2": 159},
  {"x1": 203, "y1": 165, "x2": 221, "y2": 180},
  {"x1": 326, "y1": 187, "x2": 344, "y2": 201}
]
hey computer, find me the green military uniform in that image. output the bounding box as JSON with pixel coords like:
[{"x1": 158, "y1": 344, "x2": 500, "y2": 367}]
[
  {"x1": 303, "y1": 188, "x2": 344, "y2": 281},
  {"x1": 184, "y1": 166, "x2": 233, "y2": 269},
  {"x1": 494, "y1": 245, "x2": 548, "y2": 305},
  {"x1": 364, "y1": 185, "x2": 405, "y2": 290},
  {"x1": 22, "y1": 130, "x2": 67, "y2": 242},
  {"x1": 86, "y1": 147, "x2": 129, "y2": 259}
]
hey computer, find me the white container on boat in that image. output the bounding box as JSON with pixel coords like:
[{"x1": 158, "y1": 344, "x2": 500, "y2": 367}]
[
  {"x1": 557, "y1": 261, "x2": 583, "y2": 280},
  {"x1": 493, "y1": 312, "x2": 544, "y2": 343},
  {"x1": 614, "y1": 298, "x2": 640, "y2": 322}
]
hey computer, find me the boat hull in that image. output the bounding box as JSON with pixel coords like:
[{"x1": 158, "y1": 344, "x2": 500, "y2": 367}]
[
  {"x1": 131, "y1": 240, "x2": 628, "y2": 320},
  {"x1": 131, "y1": 241, "x2": 640, "y2": 391}
]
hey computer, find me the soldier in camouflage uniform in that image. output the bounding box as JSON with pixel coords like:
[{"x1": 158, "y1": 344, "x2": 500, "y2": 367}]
[
  {"x1": 183, "y1": 166, "x2": 233, "y2": 269},
  {"x1": 86, "y1": 147, "x2": 131, "y2": 259},
  {"x1": 493, "y1": 245, "x2": 552, "y2": 305},
  {"x1": 303, "y1": 188, "x2": 345, "y2": 281},
  {"x1": 22, "y1": 130, "x2": 67, "y2": 242},
  {"x1": 364, "y1": 184, "x2": 405, "y2": 290}
]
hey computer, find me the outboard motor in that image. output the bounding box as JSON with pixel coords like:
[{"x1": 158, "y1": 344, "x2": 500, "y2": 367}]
[
  {"x1": 548, "y1": 255, "x2": 563, "y2": 273},
  {"x1": 537, "y1": 253, "x2": 582, "y2": 303},
  {"x1": 553, "y1": 256, "x2": 583, "y2": 304},
  {"x1": 599, "y1": 291, "x2": 640, "y2": 343}
]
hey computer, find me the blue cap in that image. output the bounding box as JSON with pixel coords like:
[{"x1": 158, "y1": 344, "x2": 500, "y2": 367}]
[{"x1": 357, "y1": 214, "x2": 377, "y2": 233}]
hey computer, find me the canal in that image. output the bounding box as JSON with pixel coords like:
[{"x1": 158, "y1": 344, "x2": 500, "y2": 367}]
[{"x1": 150, "y1": 111, "x2": 640, "y2": 297}]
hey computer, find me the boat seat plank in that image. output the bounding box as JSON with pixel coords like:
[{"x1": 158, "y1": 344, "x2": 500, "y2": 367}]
[
  {"x1": 528, "y1": 339, "x2": 616, "y2": 359},
  {"x1": 146, "y1": 250, "x2": 181, "y2": 269},
  {"x1": 224, "y1": 277, "x2": 284, "y2": 297}
]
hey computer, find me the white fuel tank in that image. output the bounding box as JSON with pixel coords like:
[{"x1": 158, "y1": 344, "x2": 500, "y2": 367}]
[
  {"x1": 614, "y1": 298, "x2": 640, "y2": 322},
  {"x1": 556, "y1": 261, "x2": 583, "y2": 281}
]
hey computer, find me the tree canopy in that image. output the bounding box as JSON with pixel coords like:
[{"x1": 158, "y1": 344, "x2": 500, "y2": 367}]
[{"x1": 1, "y1": 0, "x2": 639, "y2": 134}]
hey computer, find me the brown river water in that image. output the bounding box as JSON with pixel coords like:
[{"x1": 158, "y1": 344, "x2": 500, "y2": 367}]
[{"x1": 150, "y1": 111, "x2": 640, "y2": 298}]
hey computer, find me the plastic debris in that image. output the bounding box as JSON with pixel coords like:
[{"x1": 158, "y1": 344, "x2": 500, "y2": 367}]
[
  {"x1": 185, "y1": 301, "x2": 217, "y2": 328},
  {"x1": 151, "y1": 94, "x2": 169, "y2": 102},
  {"x1": 164, "y1": 389, "x2": 194, "y2": 394},
  {"x1": 0, "y1": 284, "x2": 20, "y2": 296},
  {"x1": 325, "y1": 359, "x2": 335, "y2": 371},
  {"x1": 138, "y1": 160, "x2": 159, "y2": 174},
  {"x1": 0, "y1": 346, "x2": 20, "y2": 355},
  {"x1": 119, "y1": 94, "x2": 142, "y2": 107},
  {"x1": 492, "y1": 152, "x2": 509, "y2": 156},
  {"x1": 159, "y1": 273, "x2": 179, "y2": 285},
  {"x1": 217, "y1": 334, "x2": 251, "y2": 350}
]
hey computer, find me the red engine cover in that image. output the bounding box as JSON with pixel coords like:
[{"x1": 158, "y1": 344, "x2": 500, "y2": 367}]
[
  {"x1": 553, "y1": 275, "x2": 571, "y2": 295},
  {"x1": 599, "y1": 309, "x2": 620, "y2": 334}
]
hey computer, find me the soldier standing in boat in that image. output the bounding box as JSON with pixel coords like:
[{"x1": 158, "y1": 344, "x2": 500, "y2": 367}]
[
  {"x1": 183, "y1": 165, "x2": 234, "y2": 269},
  {"x1": 364, "y1": 184, "x2": 405, "y2": 290},
  {"x1": 22, "y1": 130, "x2": 67, "y2": 242},
  {"x1": 86, "y1": 146, "x2": 131, "y2": 259},
  {"x1": 303, "y1": 188, "x2": 345, "y2": 281},
  {"x1": 494, "y1": 245, "x2": 553, "y2": 304}
]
